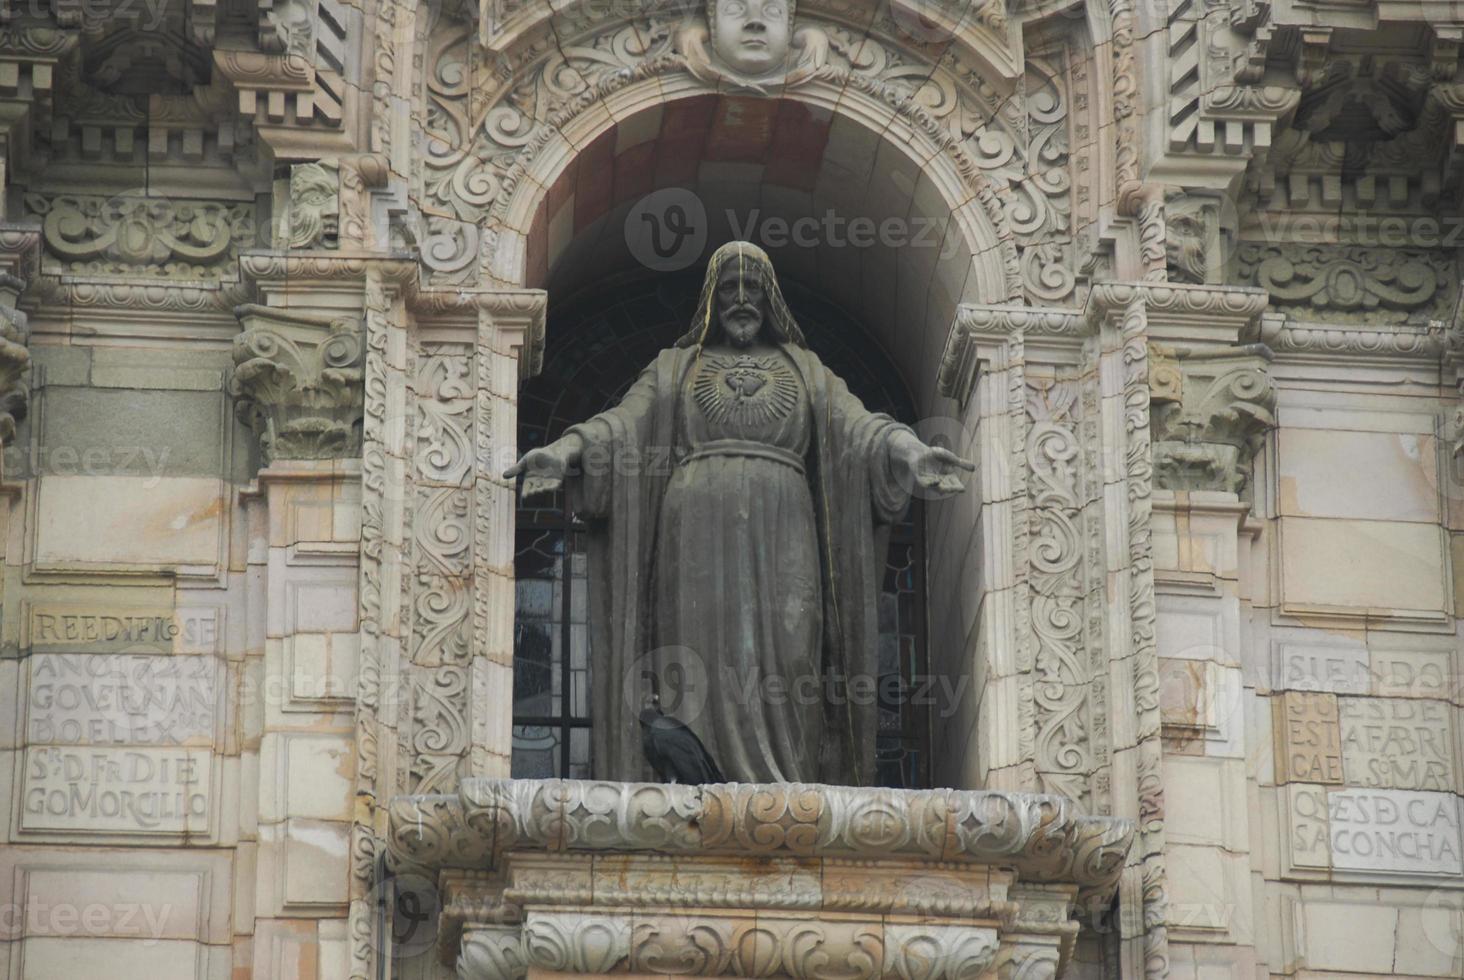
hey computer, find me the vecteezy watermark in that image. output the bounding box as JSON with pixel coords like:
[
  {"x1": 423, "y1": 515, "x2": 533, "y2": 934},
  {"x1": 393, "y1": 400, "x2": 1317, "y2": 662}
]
[
  {"x1": 624, "y1": 189, "x2": 962, "y2": 271},
  {"x1": 366, "y1": 873, "x2": 440, "y2": 960},
  {"x1": 17, "y1": 0, "x2": 171, "y2": 32},
  {"x1": 726, "y1": 209, "x2": 960, "y2": 258},
  {"x1": 626, "y1": 188, "x2": 710, "y2": 271},
  {"x1": 1249, "y1": 212, "x2": 1464, "y2": 248},
  {"x1": 624, "y1": 646, "x2": 972, "y2": 726},
  {"x1": 0, "y1": 900, "x2": 175, "y2": 944},
  {"x1": 35, "y1": 445, "x2": 173, "y2": 488}
]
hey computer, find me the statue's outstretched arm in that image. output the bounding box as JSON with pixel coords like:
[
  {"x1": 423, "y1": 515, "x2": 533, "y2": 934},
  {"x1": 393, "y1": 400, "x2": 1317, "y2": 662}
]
[{"x1": 503, "y1": 360, "x2": 662, "y2": 501}]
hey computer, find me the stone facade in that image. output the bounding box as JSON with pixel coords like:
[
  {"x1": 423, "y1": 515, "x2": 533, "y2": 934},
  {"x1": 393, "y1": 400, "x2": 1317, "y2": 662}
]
[{"x1": 0, "y1": 1, "x2": 1461, "y2": 979}]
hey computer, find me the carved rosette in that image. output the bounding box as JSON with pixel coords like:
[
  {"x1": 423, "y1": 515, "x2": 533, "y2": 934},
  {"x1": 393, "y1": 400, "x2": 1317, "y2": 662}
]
[
  {"x1": 1148, "y1": 345, "x2": 1277, "y2": 495},
  {"x1": 229, "y1": 303, "x2": 366, "y2": 465}
]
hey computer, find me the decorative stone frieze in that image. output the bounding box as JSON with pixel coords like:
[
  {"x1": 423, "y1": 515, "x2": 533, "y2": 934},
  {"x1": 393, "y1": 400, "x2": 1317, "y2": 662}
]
[
  {"x1": 229, "y1": 302, "x2": 365, "y2": 465},
  {"x1": 387, "y1": 779, "x2": 1132, "y2": 980},
  {"x1": 1148, "y1": 344, "x2": 1276, "y2": 495},
  {"x1": 1234, "y1": 243, "x2": 1457, "y2": 324},
  {"x1": 24, "y1": 191, "x2": 256, "y2": 274}
]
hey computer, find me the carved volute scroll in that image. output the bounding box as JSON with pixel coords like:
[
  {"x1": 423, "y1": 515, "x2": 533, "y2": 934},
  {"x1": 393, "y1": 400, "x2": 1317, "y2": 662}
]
[
  {"x1": 229, "y1": 302, "x2": 366, "y2": 465},
  {"x1": 1148, "y1": 344, "x2": 1277, "y2": 495}
]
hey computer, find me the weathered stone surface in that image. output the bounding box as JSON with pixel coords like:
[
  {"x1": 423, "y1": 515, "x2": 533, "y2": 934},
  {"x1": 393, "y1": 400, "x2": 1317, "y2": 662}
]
[
  {"x1": 1339, "y1": 697, "x2": 1456, "y2": 792},
  {"x1": 1328, "y1": 789, "x2": 1464, "y2": 876},
  {"x1": 26, "y1": 653, "x2": 219, "y2": 746},
  {"x1": 19, "y1": 746, "x2": 213, "y2": 835},
  {"x1": 1274, "y1": 692, "x2": 1344, "y2": 785}
]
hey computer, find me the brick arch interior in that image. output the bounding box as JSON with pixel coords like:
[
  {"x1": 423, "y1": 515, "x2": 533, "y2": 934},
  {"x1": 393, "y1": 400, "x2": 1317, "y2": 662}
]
[{"x1": 513, "y1": 90, "x2": 993, "y2": 414}]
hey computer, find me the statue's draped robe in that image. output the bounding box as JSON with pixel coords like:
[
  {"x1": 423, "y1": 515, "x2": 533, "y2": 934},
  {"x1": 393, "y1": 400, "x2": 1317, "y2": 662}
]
[{"x1": 567, "y1": 344, "x2": 912, "y2": 785}]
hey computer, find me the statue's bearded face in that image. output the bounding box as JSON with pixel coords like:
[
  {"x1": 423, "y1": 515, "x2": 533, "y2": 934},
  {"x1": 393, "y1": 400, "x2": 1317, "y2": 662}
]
[
  {"x1": 715, "y1": 264, "x2": 766, "y2": 347},
  {"x1": 709, "y1": 0, "x2": 790, "y2": 77}
]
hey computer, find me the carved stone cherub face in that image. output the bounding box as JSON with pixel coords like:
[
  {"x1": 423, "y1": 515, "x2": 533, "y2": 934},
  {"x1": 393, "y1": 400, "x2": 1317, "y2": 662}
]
[
  {"x1": 708, "y1": 0, "x2": 792, "y2": 78},
  {"x1": 715, "y1": 263, "x2": 767, "y2": 347}
]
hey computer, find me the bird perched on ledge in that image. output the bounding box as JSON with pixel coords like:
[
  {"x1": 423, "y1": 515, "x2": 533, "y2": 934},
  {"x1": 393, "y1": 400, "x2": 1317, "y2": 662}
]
[{"x1": 639, "y1": 671, "x2": 723, "y2": 784}]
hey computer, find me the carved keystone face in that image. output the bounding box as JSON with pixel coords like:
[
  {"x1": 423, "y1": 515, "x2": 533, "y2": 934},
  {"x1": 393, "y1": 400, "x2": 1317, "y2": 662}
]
[
  {"x1": 715, "y1": 264, "x2": 766, "y2": 347},
  {"x1": 710, "y1": 0, "x2": 791, "y2": 77}
]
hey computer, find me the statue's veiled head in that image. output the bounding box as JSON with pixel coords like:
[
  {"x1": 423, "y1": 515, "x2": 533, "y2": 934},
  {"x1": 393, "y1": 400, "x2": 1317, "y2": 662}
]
[
  {"x1": 707, "y1": 0, "x2": 793, "y2": 77},
  {"x1": 679, "y1": 241, "x2": 806, "y2": 349}
]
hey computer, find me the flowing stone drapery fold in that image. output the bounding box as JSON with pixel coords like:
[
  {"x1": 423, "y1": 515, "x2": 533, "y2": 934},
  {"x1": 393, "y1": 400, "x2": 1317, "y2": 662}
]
[{"x1": 388, "y1": 779, "x2": 1132, "y2": 980}]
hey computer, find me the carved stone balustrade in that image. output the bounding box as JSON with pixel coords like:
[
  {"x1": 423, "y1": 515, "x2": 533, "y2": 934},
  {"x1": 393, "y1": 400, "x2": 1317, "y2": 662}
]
[{"x1": 386, "y1": 779, "x2": 1133, "y2": 980}]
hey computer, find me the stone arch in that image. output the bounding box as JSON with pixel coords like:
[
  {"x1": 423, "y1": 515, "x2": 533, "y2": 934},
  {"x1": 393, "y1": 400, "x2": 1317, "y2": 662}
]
[{"x1": 416, "y1": 2, "x2": 1082, "y2": 374}]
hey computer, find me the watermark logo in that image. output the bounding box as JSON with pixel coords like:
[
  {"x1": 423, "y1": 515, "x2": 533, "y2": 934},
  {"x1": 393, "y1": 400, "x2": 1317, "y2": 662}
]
[
  {"x1": 367, "y1": 872, "x2": 440, "y2": 960},
  {"x1": 626, "y1": 188, "x2": 709, "y2": 272}
]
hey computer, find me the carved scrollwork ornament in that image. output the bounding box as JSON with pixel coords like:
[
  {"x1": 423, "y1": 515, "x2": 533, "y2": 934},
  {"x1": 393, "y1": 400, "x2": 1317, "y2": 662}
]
[
  {"x1": 1149, "y1": 345, "x2": 1276, "y2": 495},
  {"x1": 458, "y1": 924, "x2": 528, "y2": 980},
  {"x1": 0, "y1": 273, "x2": 30, "y2": 447}
]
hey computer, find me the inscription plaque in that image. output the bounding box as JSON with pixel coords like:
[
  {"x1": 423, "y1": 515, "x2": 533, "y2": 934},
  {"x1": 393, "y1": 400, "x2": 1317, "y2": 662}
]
[
  {"x1": 26, "y1": 654, "x2": 219, "y2": 746},
  {"x1": 20, "y1": 746, "x2": 213, "y2": 834},
  {"x1": 1328, "y1": 788, "x2": 1463, "y2": 876},
  {"x1": 1275, "y1": 643, "x2": 1369, "y2": 694},
  {"x1": 1285, "y1": 784, "x2": 1331, "y2": 871},
  {"x1": 1275, "y1": 692, "x2": 1344, "y2": 784},
  {"x1": 28, "y1": 604, "x2": 222, "y2": 654},
  {"x1": 1339, "y1": 697, "x2": 1455, "y2": 792}
]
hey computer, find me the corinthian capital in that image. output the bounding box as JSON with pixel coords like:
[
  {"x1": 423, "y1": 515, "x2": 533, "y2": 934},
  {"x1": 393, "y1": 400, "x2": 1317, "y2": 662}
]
[
  {"x1": 229, "y1": 303, "x2": 364, "y2": 465},
  {"x1": 1149, "y1": 344, "x2": 1277, "y2": 495}
]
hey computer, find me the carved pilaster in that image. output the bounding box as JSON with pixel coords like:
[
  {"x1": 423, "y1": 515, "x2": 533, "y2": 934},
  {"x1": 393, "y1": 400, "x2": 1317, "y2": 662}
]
[
  {"x1": 229, "y1": 303, "x2": 365, "y2": 465},
  {"x1": 1148, "y1": 345, "x2": 1277, "y2": 495}
]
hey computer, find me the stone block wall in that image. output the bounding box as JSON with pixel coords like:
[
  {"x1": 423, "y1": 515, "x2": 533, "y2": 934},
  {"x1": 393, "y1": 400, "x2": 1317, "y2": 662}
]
[{"x1": 1152, "y1": 352, "x2": 1464, "y2": 977}]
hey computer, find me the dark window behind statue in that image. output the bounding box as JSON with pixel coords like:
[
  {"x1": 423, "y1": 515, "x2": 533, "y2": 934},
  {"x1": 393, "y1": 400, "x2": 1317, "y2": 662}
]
[{"x1": 511, "y1": 274, "x2": 930, "y2": 787}]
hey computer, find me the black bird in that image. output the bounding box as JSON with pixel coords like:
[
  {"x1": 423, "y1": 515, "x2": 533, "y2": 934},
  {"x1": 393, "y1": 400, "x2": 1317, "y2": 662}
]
[{"x1": 639, "y1": 672, "x2": 723, "y2": 784}]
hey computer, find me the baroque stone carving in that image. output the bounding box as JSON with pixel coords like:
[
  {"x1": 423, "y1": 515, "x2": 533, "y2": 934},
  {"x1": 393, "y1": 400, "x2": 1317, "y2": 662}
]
[
  {"x1": 23, "y1": 192, "x2": 256, "y2": 276},
  {"x1": 1235, "y1": 243, "x2": 1456, "y2": 323},
  {"x1": 387, "y1": 779, "x2": 1133, "y2": 893},
  {"x1": 459, "y1": 925, "x2": 528, "y2": 980},
  {"x1": 678, "y1": 0, "x2": 830, "y2": 93},
  {"x1": 394, "y1": 780, "x2": 1128, "y2": 980},
  {"x1": 0, "y1": 272, "x2": 30, "y2": 446},
  {"x1": 1148, "y1": 344, "x2": 1277, "y2": 495},
  {"x1": 1024, "y1": 378, "x2": 1094, "y2": 807},
  {"x1": 277, "y1": 158, "x2": 340, "y2": 249},
  {"x1": 417, "y1": 4, "x2": 1067, "y2": 297},
  {"x1": 229, "y1": 303, "x2": 366, "y2": 464}
]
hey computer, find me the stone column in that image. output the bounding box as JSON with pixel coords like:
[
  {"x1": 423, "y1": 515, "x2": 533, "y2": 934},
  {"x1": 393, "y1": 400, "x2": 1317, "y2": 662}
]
[
  {"x1": 229, "y1": 293, "x2": 371, "y2": 976},
  {"x1": 1143, "y1": 292, "x2": 1275, "y2": 976},
  {"x1": 938, "y1": 282, "x2": 1271, "y2": 978}
]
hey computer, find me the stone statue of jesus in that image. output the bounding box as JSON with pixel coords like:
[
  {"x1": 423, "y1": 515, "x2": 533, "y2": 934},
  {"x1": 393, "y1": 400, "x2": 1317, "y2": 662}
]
[{"x1": 505, "y1": 242, "x2": 973, "y2": 786}]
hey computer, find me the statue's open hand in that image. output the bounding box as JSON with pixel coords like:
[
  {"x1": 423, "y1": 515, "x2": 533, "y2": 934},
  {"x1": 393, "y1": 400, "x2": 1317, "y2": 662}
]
[
  {"x1": 503, "y1": 442, "x2": 579, "y2": 499},
  {"x1": 893, "y1": 434, "x2": 975, "y2": 499}
]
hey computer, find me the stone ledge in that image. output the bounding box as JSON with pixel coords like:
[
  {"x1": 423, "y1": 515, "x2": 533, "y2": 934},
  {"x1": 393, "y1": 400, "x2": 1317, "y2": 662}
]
[
  {"x1": 388, "y1": 780, "x2": 1131, "y2": 891},
  {"x1": 386, "y1": 780, "x2": 1133, "y2": 979}
]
